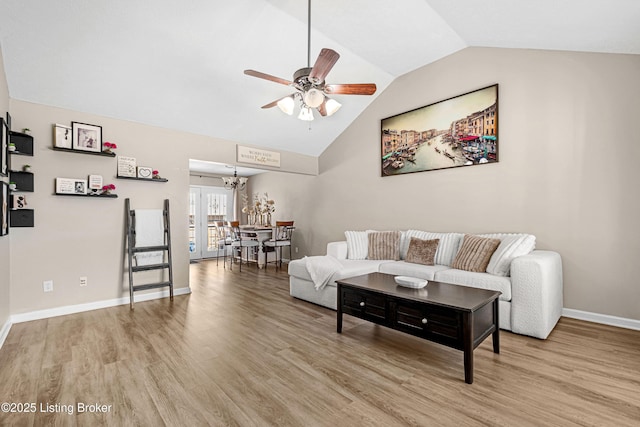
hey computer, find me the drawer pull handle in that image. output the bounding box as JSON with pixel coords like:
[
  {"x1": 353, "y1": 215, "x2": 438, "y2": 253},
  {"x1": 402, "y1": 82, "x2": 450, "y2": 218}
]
[
  {"x1": 359, "y1": 301, "x2": 365, "y2": 307},
  {"x1": 421, "y1": 318, "x2": 428, "y2": 324}
]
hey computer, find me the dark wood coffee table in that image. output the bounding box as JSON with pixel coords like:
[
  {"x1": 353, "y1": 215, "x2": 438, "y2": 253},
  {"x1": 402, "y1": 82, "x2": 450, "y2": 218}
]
[{"x1": 336, "y1": 272, "x2": 500, "y2": 384}]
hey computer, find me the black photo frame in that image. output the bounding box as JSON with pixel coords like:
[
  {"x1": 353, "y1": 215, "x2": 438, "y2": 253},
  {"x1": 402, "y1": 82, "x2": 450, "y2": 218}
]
[
  {"x1": 1, "y1": 181, "x2": 8, "y2": 236},
  {"x1": 1, "y1": 117, "x2": 8, "y2": 177},
  {"x1": 72, "y1": 121, "x2": 102, "y2": 153}
]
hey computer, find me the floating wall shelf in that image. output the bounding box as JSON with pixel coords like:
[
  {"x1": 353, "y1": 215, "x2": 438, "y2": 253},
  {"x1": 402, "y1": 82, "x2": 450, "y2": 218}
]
[
  {"x1": 10, "y1": 209, "x2": 34, "y2": 227},
  {"x1": 54, "y1": 193, "x2": 118, "y2": 198},
  {"x1": 9, "y1": 170, "x2": 34, "y2": 192},
  {"x1": 9, "y1": 131, "x2": 34, "y2": 155},
  {"x1": 116, "y1": 175, "x2": 168, "y2": 182},
  {"x1": 52, "y1": 147, "x2": 116, "y2": 157}
]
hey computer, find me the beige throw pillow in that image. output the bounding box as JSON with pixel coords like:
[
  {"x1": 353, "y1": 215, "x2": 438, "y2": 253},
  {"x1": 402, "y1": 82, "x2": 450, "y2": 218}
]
[
  {"x1": 451, "y1": 234, "x2": 501, "y2": 273},
  {"x1": 368, "y1": 231, "x2": 401, "y2": 260},
  {"x1": 405, "y1": 237, "x2": 439, "y2": 266}
]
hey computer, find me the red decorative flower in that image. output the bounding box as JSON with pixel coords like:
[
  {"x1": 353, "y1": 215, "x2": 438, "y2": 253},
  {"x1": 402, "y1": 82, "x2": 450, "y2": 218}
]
[
  {"x1": 102, "y1": 184, "x2": 116, "y2": 191},
  {"x1": 103, "y1": 142, "x2": 117, "y2": 149},
  {"x1": 152, "y1": 170, "x2": 159, "y2": 175}
]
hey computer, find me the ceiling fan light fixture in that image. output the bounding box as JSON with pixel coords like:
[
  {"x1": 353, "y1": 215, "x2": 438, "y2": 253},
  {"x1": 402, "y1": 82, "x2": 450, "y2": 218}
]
[
  {"x1": 325, "y1": 98, "x2": 342, "y2": 116},
  {"x1": 277, "y1": 95, "x2": 295, "y2": 115},
  {"x1": 298, "y1": 106, "x2": 314, "y2": 121},
  {"x1": 303, "y1": 88, "x2": 324, "y2": 108}
]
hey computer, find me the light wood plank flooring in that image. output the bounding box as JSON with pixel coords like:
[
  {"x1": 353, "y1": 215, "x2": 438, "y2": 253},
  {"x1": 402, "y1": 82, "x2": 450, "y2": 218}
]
[{"x1": 1, "y1": 260, "x2": 639, "y2": 426}]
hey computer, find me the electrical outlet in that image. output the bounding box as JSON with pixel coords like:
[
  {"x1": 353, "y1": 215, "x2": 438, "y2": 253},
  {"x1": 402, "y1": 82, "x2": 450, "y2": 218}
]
[
  {"x1": 295, "y1": 247, "x2": 299, "y2": 253},
  {"x1": 80, "y1": 276, "x2": 88, "y2": 287},
  {"x1": 43, "y1": 280, "x2": 53, "y2": 293}
]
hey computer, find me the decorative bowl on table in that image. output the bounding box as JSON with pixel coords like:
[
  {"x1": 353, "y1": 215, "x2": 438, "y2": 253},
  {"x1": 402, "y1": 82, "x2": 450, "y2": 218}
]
[{"x1": 394, "y1": 276, "x2": 428, "y2": 289}]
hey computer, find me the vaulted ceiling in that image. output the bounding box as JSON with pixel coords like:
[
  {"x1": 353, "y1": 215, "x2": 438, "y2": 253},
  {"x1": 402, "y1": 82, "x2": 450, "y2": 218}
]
[{"x1": 1, "y1": 0, "x2": 638, "y2": 157}]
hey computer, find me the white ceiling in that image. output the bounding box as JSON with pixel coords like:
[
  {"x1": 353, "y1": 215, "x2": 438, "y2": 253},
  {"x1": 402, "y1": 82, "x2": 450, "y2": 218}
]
[{"x1": 1, "y1": 0, "x2": 639, "y2": 159}]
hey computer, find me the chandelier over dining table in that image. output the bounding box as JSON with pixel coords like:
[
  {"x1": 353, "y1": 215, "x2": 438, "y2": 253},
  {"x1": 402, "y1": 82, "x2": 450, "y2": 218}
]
[{"x1": 222, "y1": 167, "x2": 247, "y2": 191}]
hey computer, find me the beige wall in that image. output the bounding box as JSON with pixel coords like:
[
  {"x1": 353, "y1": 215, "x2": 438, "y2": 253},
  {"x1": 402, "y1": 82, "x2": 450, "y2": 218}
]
[
  {"x1": 250, "y1": 47, "x2": 640, "y2": 321},
  {"x1": 4, "y1": 46, "x2": 639, "y2": 323},
  {"x1": 7, "y1": 101, "x2": 317, "y2": 315},
  {"x1": 0, "y1": 45, "x2": 10, "y2": 328}
]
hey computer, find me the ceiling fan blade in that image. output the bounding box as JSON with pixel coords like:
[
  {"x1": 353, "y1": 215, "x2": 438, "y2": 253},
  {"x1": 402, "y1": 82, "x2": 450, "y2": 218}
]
[
  {"x1": 317, "y1": 100, "x2": 327, "y2": 117},
  {"x1": 244, "y1": 69, "x2": 292, "y2": 86},
  {"x1": 261, "y1": 94, "x2": 297, "y2": 109},
  {"x1": 309, "y1": 48, "x2": 340, "y2": 83},
  {"x1": 324, "y1": 83, "x2": 377, "y2": 95}
]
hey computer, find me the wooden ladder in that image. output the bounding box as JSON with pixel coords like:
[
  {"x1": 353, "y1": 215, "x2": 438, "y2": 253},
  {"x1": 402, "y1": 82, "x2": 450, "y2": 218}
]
[{"x1": 125, "y1": 198, "x2": 174, "y2": 309}]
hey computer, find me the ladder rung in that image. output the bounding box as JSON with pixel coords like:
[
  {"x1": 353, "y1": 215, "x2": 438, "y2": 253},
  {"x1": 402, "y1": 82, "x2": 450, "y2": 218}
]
[
  {"x1": 132, "y1": 245, "x2": 169, "y2": 253},
  {"x1": 132, "y1": 281, "x2": 172, "y2": 292},
  {"x1": 132, "y1": 263, "x2": 170, "y2": 272}
]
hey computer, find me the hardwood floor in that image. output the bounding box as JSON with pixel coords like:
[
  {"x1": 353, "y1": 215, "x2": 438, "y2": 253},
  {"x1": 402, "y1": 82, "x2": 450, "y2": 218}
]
[{"x1": 1, "y1": 260, "x2": 639, "y2": 426}]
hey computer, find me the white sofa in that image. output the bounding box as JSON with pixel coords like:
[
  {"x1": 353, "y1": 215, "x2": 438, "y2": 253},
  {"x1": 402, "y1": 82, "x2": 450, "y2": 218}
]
[{"x1": 289, "y1": 232, "x2": 563, "y2": 339}]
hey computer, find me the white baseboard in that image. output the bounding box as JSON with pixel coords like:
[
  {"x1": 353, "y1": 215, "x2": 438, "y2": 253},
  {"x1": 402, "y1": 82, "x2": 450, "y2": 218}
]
[
  {"x1": 10, "y1": 287, "x2": 191, "y2": 324},
  {"x1": 562, "y1": 308, "x2": 640, "y2": 331},
  {"x1": 0, "y1": 319, "x2": 11, "y2": 349}
]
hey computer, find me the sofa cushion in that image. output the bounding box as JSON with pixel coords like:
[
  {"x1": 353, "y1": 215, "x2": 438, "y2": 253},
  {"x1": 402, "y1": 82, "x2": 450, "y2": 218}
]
[
  {"x1": 479, "y1": 233, "x2": 536, "y2": 276},
  {"x1": 451, "y1": 234, "x2": 501, "y2": 273},
  {"x1": 368, "y1": 231, "x2": 401, "y2": 260},
  {"x1": 345, "y1": 230, "x2": 371, "y2": 260},
  {"x1": 402, "y1": 231, "x2": 463, "y2": 266},
  {"x1": 434, "y1": 269, "x2": 512, "y2": 301},
  {"x1": 288, "y1": 257, "x2": 385, "y2": 282},
  {"x1": 405, "y1": 237, "x2": 439, "y2": 265},
  {"x1": 379, "y1": 261, "x2": 450, "y2": 281}
]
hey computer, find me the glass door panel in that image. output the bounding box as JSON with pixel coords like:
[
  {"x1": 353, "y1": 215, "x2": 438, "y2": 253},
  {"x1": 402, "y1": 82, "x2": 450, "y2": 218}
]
[{"x1": 189, "y1": 185, "x2": 234, "y2": 260}]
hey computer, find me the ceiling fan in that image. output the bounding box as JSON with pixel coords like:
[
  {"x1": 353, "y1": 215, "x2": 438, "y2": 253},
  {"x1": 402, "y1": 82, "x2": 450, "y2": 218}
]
[{"x1": 243, "y1": 0, "x2": 376, "y2": 121}]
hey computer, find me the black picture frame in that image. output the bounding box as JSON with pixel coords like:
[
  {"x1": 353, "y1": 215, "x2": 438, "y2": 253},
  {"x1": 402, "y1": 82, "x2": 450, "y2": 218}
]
[
  {"x1": 1, "y1": 181, "x2": 8, "y2": 236},
  {"x1": 1, "y1": 117, "x2": 8, "y2": 177},
  {"x1": 72, "y1": 121, "x2": 102, "y2": 153},
  {"x1": 381, "y1": 84, "x2": 499, "y2": 176},
  {"x1": 5, "y1": 112, "x2": 11, "y2": 131}
]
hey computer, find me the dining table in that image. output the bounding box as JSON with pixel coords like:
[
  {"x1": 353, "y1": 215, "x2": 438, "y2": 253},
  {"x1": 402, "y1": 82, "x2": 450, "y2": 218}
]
[{"x1": 239, "y1": 225, "x2": 274, "y2": 268}]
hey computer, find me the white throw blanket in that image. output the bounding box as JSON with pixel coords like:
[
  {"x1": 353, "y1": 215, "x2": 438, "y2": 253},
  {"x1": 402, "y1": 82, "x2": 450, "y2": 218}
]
[
  {"x1": 134, "y1": 209, "x2": 164, "y2": 266},
  {"x1": 304, "y1": 255, "x2": 343, "y2": 290}
]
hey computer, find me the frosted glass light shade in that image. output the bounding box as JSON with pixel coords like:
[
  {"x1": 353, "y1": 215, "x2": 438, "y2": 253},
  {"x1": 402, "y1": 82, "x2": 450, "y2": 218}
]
[
  {"x1": 303, "y1": 88, "x2": 324, "y2": 108},
  {"x1": 298, "y1": 106, "x2": 314, "y2": 121},
  {"x1": 277, "y1": 96, "x2": 295, "y2": 115},
  {"x1": 325, "y1": 98, "x2": 342, "y2": 116}
]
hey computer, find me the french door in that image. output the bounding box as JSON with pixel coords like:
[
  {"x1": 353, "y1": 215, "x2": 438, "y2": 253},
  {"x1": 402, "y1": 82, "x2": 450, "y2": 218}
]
[{"x1": 189, "y1": 186, "x2": 233, "y2": 260}]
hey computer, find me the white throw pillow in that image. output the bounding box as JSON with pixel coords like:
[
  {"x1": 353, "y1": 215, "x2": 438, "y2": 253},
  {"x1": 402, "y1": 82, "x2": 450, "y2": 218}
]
[
  {"x1": 398, "y1": 231, "x2": 408, "y2": 259},
  {"x1": 480, "y1": 233, "x2": 536, "y2": 276},
  {"x1": 403, "y1": 230, "x2": 464, "y2": 266},
  {"x1": 345, "y1": 230, "x2": 371, "y2": 260}
]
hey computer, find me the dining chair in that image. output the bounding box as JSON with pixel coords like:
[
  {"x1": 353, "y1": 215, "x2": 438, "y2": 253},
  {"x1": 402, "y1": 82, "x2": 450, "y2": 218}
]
[
  {"x1": 227, "y1": 221, "x2": 259, "y2": 271},
  {"x1": 214, "y1": 221, "x2": 232, "y2": 268},
  {"x1": 263, "y1": 221, "x2": 295, "y2": 270}
]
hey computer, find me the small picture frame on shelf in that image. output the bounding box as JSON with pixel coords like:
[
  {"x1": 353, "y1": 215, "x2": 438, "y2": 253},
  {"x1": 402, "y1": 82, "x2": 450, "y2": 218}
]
[
  {"x1": 117, "y1": 156, "x2": 137, "y2": 177},
  {"x1": 88, "y1": 174, "x2": 103, "y2": 195},
  {"x1": 1, "y1": 181, "x2": 8, "y2": 236},
  {"x1": 11, "y1": 194, "x2": 27, "y2": 209},
  {"x1": 54, "y1": 123, "x2": 72, "y2": 149},
  {"x1": 72, "y1": 122, "x2": 102, "y2": 153},
  {"x1": 137, "y1": 166, "x2": 153, "y2": 179},
  {"x1": 1, "y1": 117, "x2": 7, "y2": 177},
  {"x1": 56, "y1": 177, "x2": 87, "y2": 195}
]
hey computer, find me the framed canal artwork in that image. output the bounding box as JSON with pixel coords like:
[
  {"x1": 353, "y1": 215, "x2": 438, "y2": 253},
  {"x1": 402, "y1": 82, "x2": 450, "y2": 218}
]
[{"x1": 381, "y1": 84, "x2": 498, "y2": 176}]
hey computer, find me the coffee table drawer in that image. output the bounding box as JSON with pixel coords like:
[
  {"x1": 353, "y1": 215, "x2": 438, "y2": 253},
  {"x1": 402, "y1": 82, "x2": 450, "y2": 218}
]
[
  {"x1": 341, "y1": 288, "x2": 386, "y2": 321},
  {"x1": 393, "y1": 301, "x2": 461, "y2": 343}
]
